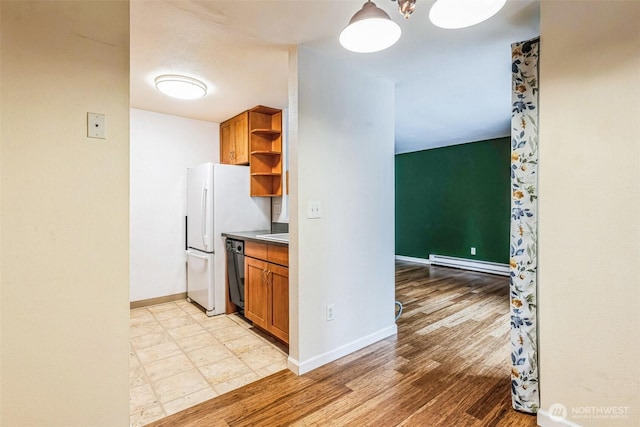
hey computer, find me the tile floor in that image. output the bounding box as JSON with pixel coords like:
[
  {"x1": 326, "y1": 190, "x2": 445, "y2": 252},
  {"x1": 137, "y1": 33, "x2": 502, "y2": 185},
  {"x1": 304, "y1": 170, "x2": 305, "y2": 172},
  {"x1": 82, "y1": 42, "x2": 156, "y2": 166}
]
[{"x1": 129, "y1": 299, "x2": 288, "y2": 427}]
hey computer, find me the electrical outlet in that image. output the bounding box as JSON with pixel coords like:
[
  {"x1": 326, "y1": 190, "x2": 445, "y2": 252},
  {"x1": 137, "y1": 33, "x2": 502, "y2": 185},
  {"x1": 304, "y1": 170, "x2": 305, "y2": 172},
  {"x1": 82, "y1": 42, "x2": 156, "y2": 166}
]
[
  {"x1": 470, "y1": 247, "x2": 476, "y2": 255},
  {"x1": 307, "y1": 200, "x2": 322, "y2": 219},
  {"x1": 326, "y1": 304, "x2": 335, "y2": 321},
  {"x1": 273, "y1": 201, "x2": 281, "y2": 216}
]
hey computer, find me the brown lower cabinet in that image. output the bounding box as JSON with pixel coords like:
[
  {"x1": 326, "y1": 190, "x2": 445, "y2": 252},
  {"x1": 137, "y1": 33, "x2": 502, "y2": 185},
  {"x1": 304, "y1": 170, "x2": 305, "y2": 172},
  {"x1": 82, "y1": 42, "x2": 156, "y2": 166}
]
[{"x1": 244, "y1": 242, "x2": 289, "y2": 344}]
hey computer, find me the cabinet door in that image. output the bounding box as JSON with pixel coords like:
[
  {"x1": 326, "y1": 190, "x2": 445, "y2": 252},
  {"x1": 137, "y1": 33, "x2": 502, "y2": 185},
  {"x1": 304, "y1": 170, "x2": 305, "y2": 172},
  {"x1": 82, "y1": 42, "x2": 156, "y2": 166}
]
[
  {"x1": 233, "y1": 113, "x2": 249, "y2": 165},
  {"x1": 268, "y1": 263, "x2": 289, "y2": 344},
  {"x1": 220, "y1": 120, "x2": 233, "y2": 164},
  {"x1": 245, "y1": 257, "x2": 268, "y2": 329}
]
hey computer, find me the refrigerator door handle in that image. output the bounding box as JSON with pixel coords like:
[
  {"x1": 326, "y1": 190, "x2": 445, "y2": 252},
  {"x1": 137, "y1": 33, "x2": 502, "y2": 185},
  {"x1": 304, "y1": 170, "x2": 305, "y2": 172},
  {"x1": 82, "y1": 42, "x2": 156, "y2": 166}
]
[
  {"x1": 187, "y1": 250, "x2": 209, "y2": 261},
  {"x1": 201, "y1": 182, "x2": 208, "y2": 248}
]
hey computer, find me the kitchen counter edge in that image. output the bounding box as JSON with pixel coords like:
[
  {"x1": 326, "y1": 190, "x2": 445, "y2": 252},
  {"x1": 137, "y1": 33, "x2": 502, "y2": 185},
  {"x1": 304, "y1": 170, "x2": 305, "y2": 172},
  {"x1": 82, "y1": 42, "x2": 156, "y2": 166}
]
[{"x1": 222, "y1": 230, "x2": 289, "y2": 247}]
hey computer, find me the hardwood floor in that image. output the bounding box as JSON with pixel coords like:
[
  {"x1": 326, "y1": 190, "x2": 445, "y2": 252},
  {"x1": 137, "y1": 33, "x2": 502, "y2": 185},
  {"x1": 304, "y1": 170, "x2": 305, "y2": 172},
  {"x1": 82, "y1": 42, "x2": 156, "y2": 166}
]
[{"x1": 147, "y1": 261, "x2": 537, "y2": 427}]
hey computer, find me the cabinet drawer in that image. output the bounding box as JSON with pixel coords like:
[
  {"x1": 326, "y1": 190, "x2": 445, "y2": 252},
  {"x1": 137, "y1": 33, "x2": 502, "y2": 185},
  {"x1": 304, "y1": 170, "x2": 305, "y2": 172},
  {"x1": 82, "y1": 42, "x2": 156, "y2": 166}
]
[
  {"x1": 268, "y1": 244, "x2": 288, "y2": 267},
  {"x1": 246, "y1": 240, "x2": 288, "y2": 266},
  {"x1": 245, "y1": 241, "x2": 267, "y2": 260}
]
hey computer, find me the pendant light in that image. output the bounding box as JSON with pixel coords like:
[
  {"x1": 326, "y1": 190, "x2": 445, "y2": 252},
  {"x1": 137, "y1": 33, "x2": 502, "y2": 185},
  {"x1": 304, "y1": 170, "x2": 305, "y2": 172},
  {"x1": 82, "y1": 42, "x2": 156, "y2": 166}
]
[
  {"x1": 429, "y1": 0, "x2": 507, "y2": 29},
  {"x1": 154, "y1": 74, "x2": 208, "y2": 100},
  {"x1": 339, "y1": 1, "x2": 401, "y2": 53}
]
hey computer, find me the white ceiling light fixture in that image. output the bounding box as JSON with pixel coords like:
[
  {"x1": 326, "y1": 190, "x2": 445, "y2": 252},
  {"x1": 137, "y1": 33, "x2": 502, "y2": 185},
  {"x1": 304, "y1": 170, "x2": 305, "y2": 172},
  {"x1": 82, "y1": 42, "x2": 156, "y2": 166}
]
[
  {"x1": 339, "y1": 1, "x2": 401, "y2": 53},
  {"x1": 429, "y1": 0, "x2": 507, "y2": 29},
  {"x1": 154, "y1": 74, "x2": 207, "y2": 100}
]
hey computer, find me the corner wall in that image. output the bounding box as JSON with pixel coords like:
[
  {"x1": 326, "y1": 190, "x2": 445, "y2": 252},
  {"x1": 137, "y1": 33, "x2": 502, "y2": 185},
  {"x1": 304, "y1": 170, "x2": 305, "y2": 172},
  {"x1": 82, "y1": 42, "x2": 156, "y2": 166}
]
[
  {"x1": 538, "y1": 1, "x2": 640, "y2": 426},
  {"x1": 130, "y1": 109, "x2": 219, "y2": 302},
  {"x1": 289, "y1": 46, "x2": 397, "y2": 373},
  {"x1": 1, "y1": 2, "x2": 130, "y2": 425}
]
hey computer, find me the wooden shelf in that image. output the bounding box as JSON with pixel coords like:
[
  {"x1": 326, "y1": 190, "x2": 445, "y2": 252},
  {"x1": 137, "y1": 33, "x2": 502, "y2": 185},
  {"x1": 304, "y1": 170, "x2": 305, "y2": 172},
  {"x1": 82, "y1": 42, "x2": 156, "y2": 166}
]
[
  {"x1": 251, "y1": 129, "x2": 281, "y2": 136},
  {"x1": 251, "y1": 151, "x2": 281, "y2": 156},
  {"x1": 250, "y1": 105, "x2": 282, "y2": 115},
  {"x1": 222, "y1": 105, "x2": 283, "y2": 197},
  {"x1": 249, "y1": 107, "x2": 283, "y2": 197},
  {"x1": 251, "y1": 193, "x2": 280, "y2": 197},
  {"x1": 251, "y1": 173, "x2": 282, "y2": 197}
]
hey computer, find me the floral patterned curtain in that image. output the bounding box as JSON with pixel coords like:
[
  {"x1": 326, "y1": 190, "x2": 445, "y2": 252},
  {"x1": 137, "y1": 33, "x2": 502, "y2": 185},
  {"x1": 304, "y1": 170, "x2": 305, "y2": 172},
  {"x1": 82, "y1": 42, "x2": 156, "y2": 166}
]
[{"x1": 510, "y1": 37, "x2": 540, "y2": 414}]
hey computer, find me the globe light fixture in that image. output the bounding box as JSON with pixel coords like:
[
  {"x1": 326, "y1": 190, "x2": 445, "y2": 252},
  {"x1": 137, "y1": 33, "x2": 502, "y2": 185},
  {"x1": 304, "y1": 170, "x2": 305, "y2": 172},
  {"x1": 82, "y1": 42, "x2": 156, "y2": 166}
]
[{"x1": 429, "y1": 0, "x2": 507, "y2": 29}]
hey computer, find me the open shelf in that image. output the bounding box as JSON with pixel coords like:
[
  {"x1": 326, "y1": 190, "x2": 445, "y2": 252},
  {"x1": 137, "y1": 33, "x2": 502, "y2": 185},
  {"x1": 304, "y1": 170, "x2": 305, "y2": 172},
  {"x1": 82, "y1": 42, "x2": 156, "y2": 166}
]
[
  {"x1": 251, "y1": 151, "x2": 281, "y2": 156},
  {"x1": 250, "y1": 105, "x2": 281, "y2": 115},
  {"x1": 250, "y1": 173, "x2": 282, "y2": 197},
  {"x1": 249, "y1": 107, "x2": 282, "y2": 197},
  {"x1": 251, "y1": 129, "x2": 281, "y2": 136}
]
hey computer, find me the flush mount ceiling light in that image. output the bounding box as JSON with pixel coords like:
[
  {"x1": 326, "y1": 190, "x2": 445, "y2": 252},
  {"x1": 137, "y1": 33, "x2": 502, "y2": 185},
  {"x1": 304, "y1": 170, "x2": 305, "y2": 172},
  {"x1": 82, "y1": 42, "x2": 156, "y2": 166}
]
[
  {"x1": 339, "y1": 1, "x2": 401, "y2": 53},
  {"x1": 429, "y1": 0, "x2": 507, "y2": 29},
  {"x1": 154, "y1": 74, "x2": 207, "y2": 100}
]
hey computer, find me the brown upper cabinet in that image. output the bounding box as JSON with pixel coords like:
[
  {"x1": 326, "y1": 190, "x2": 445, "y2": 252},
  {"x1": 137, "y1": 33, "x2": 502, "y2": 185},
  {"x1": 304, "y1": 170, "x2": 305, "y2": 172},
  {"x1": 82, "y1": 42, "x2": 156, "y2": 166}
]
[
  {"x1": 220, "y1": 111, "x2": 249, "y2": 165},
  {"x1": 220, "y1": 106, "x2": 283, "y2": 197}
]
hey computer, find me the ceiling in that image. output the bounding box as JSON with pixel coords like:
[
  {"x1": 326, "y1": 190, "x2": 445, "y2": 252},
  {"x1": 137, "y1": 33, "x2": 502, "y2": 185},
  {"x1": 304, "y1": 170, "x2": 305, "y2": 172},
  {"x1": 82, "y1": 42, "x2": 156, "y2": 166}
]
[{"x1": 130, "y1": 0, "x2": 540, "y2": 153}]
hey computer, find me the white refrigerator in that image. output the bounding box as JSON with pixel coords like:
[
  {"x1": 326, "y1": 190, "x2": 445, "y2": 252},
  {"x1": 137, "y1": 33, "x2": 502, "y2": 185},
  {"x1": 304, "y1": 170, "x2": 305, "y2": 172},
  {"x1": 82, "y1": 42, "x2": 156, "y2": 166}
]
[{"x1": 186, "y1": 163, "x2": 269, "y2": 316}]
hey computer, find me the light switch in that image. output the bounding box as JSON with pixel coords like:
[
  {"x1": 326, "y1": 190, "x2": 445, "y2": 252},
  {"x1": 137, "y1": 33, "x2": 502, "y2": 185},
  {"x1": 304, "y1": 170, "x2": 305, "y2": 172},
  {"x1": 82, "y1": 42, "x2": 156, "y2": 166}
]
[
  {"x1": 307, "y1": 200, "x2": 322, "y2": 219},
  {"x1": 87, "y1": 113, "x2": 106, "y2": 139}
]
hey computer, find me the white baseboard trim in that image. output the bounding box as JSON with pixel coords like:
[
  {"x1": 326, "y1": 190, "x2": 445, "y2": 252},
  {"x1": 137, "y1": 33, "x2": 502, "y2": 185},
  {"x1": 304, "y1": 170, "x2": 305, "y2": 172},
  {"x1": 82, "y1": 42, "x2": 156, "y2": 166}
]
[
  {"x1": 429, "y1": 254, "x2": 510, "y2": 276},
  {"x1": 130, "y1": 292, "x2": 187, "y2": 309},
  {"x1": 287, "y1": 357, "x2": 300, "y2": 375},
  {"x1": 395, "y1": 255, "x2": 431, "y2": 265},
  {"x1": 287, "y1": 324, "x2": 398, "y2": 376},
  {"x1": 537, "y1": 409, "x2": 583, "y2": 427}
]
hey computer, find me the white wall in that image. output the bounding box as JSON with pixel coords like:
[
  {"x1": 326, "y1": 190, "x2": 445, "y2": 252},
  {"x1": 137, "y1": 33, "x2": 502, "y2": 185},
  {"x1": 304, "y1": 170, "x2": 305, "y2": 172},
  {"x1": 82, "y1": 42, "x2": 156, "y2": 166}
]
[
  {"x1": 538, "y1": 2, "x2": 640, "y2": 426},
  {"x1": 1, "y1": 1, "x2": 130, "y2": 425},
  {"x1": 288, "y1": 46, "x2": 397, "y2": 373},
  {"x1": 130, "y1": 108, "x2": 219, "y2": 302}
]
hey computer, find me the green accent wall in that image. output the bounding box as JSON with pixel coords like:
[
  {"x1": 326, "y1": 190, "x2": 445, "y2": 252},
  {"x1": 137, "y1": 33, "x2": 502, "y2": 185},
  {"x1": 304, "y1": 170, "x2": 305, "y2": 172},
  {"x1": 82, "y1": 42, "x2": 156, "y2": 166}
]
[{"x1": 395, "y1": 137, "x2": 510, "y2": 264}]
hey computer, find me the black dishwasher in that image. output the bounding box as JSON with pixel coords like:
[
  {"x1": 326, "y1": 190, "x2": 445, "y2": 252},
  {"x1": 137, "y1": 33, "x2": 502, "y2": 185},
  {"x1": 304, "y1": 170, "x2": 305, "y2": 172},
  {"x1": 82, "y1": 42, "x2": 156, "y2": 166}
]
[{"x1": 225, "y1": 239, "x2": 245, "y2": 313}]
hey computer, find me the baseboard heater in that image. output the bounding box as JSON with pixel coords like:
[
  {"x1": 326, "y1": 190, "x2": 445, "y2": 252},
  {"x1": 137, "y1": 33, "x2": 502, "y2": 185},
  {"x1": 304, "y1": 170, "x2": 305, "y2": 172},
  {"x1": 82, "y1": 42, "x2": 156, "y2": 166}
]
[{"x1": 428, "y1": 254, "x2": 510, "y2": 276}]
